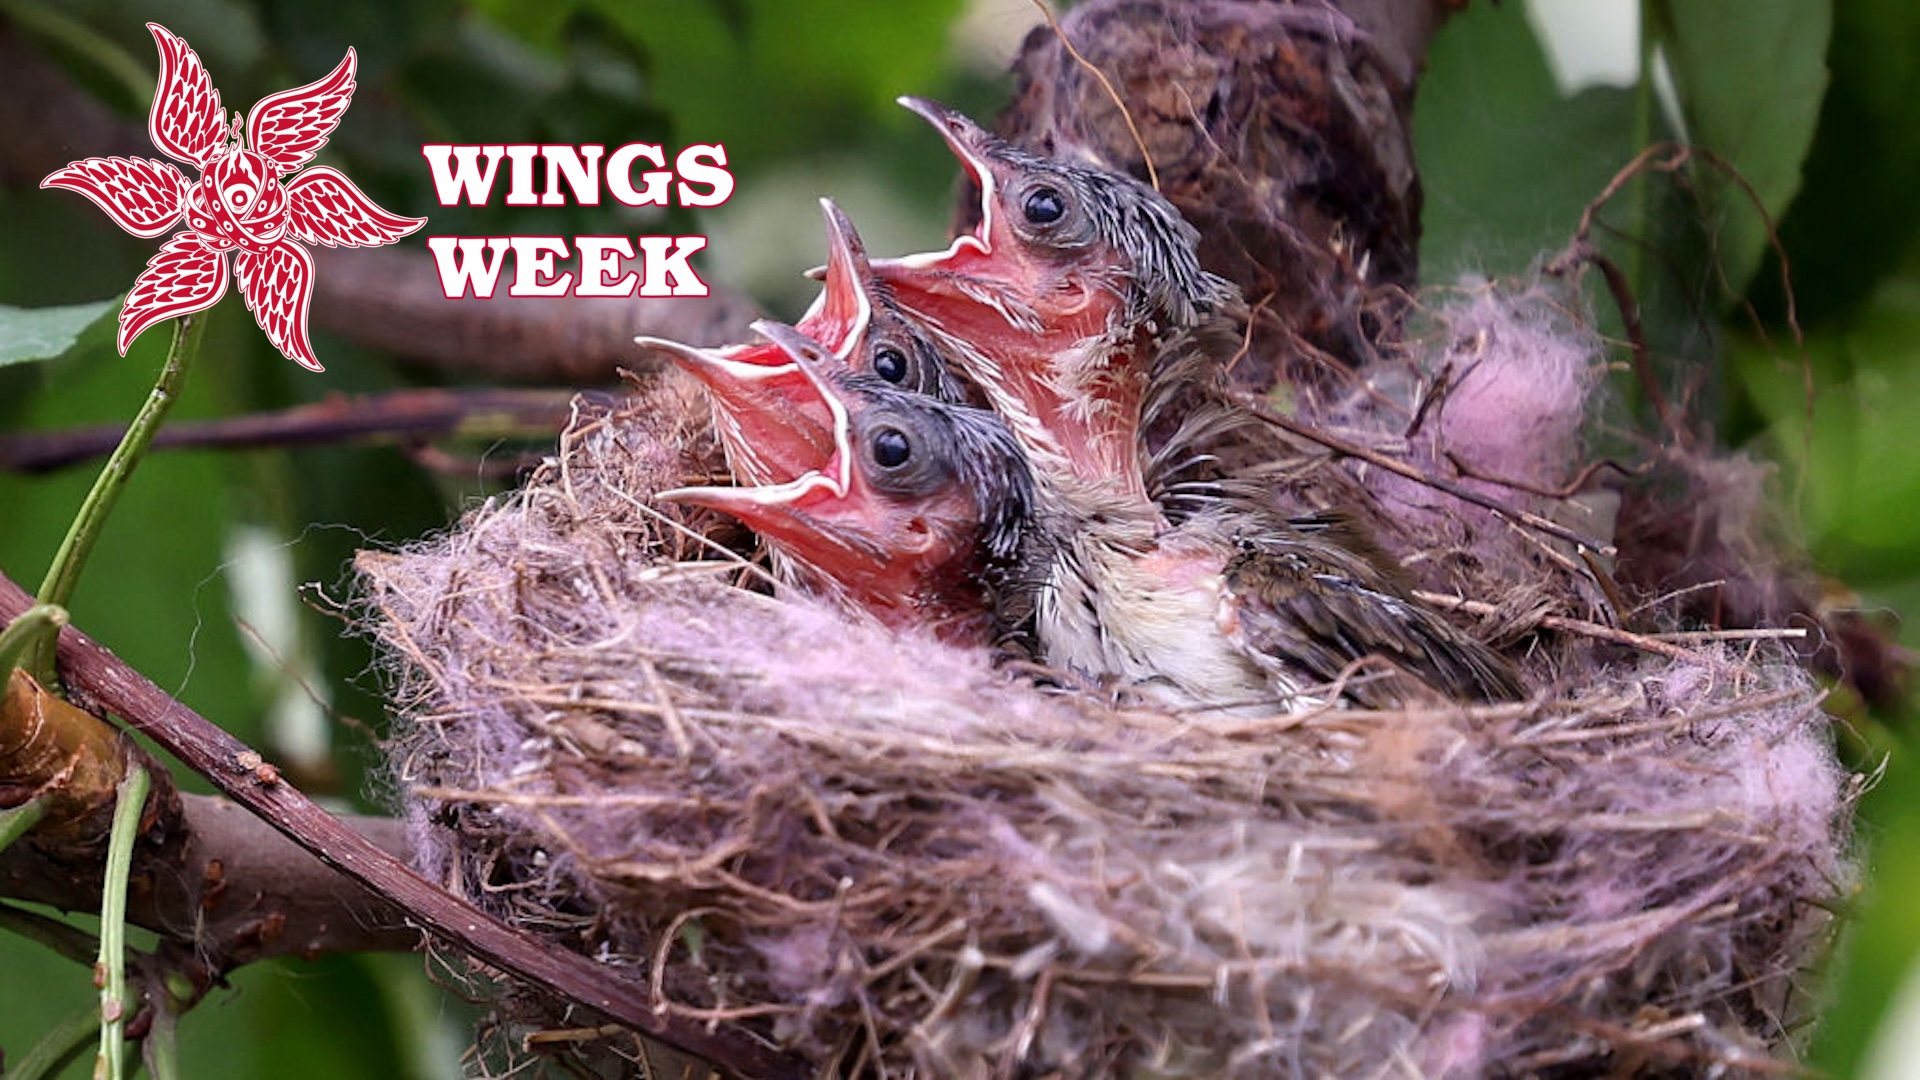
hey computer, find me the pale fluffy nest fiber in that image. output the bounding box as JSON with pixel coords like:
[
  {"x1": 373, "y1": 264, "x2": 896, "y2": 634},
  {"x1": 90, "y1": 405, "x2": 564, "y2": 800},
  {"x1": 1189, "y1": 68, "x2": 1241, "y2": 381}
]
[{"x1": 356, "y1": 285, "x2": 1856, "y2": 1078}]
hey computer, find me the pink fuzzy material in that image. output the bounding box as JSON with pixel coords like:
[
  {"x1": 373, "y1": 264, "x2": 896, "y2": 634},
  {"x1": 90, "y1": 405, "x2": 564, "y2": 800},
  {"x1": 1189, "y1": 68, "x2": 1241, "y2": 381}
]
[{"x1": 357, "y1": 344, "x2": 1855, "y2": 1075}]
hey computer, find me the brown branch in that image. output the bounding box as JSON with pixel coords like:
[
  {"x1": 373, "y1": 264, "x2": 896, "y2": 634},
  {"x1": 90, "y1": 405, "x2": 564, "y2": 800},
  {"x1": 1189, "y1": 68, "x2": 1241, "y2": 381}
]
[
  {"x1": 1414, "y1": 591, "x2": 1740, "y2": 672},
  {"x1": 1538, "y1": 140, "x2": 1688, "y2": 441},
  {"x1": 1, "y1": 791, "x2": 421, "y2": 965},
  {"x1": 0, "y1": 388, "x2": 598, "y2": 474},
  {"x1": 3, "y1": 667, "x2": 162, "y2": 842},
  {"x1": 0, "y1": 574, "x2": 807, "y2": 1080},
  {"x1": 0, "y1": 23, "x2": 762, "y2": 384},
  {"x1": 1542, "y1": 140, "x2": 1809, "y2": 453},
  {"x1": 1444, "y1": 452, "x2": 1646, "y2": 502},
  {"x1": 4, "y1": 664, "x2": 418, "y2": 1027},
  {"x1": 308, "y1": 246, "x2": 763, "y2": 385}
]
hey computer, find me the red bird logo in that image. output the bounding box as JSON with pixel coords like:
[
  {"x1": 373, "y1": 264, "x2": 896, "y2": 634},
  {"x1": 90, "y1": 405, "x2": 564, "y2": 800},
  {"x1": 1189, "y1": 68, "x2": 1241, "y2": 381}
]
[{"x1": 41, "y1": 24, "x2": 425, "y2": 371}]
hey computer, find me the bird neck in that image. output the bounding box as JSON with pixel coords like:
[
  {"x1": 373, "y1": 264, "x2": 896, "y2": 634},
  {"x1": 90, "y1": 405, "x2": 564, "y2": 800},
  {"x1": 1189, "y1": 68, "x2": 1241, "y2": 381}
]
[
  {"x1": 991, "y1": 327, "x2": 1158, "y2": 507},
  {"x1": 903, "y1": 291, "x2": 1156, "y2": 507}
]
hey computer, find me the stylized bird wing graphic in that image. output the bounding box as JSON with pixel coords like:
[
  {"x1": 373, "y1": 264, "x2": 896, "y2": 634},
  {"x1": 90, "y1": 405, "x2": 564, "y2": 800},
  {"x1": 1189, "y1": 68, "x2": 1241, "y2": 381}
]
[
  {"x1": 234, "y1": 240, "x2": 320, "y2": 371},
  {"x1": 40, "y1": 157, "x2": 188, "y2": 239},
  {"x1": 247, "y1": 49, "x2": 357, "y2": 176},
  {"x1": 146, "y1": 24, "x2": 226, "y2": 170},
  {"x1": 285, "y1": 167, "x2": 425, "y2": 247},
  {"x1": 119, "y1": 233, "x2": 229, "y2": 354}
]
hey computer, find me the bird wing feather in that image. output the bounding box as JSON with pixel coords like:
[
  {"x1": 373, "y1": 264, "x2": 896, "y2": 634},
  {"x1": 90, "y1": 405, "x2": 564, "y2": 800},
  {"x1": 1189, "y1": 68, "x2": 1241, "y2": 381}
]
[{"x1": 1223, "y1": 526, "x2": 1522, "y2": 705}]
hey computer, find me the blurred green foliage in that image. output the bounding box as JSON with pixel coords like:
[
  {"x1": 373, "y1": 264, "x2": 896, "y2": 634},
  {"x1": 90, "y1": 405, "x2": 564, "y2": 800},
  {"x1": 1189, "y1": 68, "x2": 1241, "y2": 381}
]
[
  {"x1": 1421, "y1": 6, "x2": 1920, "y2": 1069},
  {"x1": 1, "y1": 0, "x2": 1917, "y2": 1076}
]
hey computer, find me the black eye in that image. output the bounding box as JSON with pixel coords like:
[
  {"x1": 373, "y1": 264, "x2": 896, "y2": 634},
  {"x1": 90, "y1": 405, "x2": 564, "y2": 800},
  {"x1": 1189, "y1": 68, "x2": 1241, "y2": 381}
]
[
  {"x1": 872, "y1": 427, "x2": 912, "y2": 468},
  {"x1": 1022, "y1": 186, "x2": 1066, "y2": 225},
  {"x1": 873, "y1": 345, "x2": 908, "y2": 383}
]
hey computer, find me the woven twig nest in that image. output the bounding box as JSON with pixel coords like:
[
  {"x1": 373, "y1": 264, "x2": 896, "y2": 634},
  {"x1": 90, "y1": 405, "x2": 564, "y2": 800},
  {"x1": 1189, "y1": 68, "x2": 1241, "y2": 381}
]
[{"x1": 357, "y1": 285, "x2": 1854, "y2": 1077}]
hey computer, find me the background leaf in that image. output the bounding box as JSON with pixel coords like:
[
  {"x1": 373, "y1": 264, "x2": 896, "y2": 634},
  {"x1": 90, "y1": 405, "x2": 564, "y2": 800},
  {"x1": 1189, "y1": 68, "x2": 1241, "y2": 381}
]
[
  {"x1": 1751, "y1": 0, "x2": 1920, "y2": 326},
  {"x1": 0, "y1": 297, "x2": 118, "y2": 367},
  {"x1": 1734, "y1": 276, "x2": 1920, "y2": 583},
  {"x1": 1813, "y1": 731, "x2": 1920, "y2": 1079},
  {"x1": 1414, "y1": 3, "x2": 1642, "y2": 283},
  {"x1": 3, "y1": 0, "x2": 1918, "y2": 1075},
  {"x1": 1649, "y1": 0, "x2": 1832, "y2": 301}
]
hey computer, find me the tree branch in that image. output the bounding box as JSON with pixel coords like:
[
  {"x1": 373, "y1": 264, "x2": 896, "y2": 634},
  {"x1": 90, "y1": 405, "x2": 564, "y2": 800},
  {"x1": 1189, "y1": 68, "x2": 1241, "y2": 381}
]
[
  {"x1": 0, "y1": 388, "x2": 599, "y2": 474},
  {"x1": 3, "y1": 662, "x2": 419, "y2": 1029},
  {"x1": 1, "y1": 790, "x2": 422, "y2": 964},
  {"x1": 0, "y1": 574, "x2": 807, "y2": 1079}
]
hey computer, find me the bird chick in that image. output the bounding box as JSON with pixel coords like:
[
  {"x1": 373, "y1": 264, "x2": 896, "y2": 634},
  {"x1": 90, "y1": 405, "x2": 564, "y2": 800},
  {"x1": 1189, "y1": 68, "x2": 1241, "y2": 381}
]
[
  {"x1": 804, "y1": 199, "x2": 980, "y2": 407},
  {"x1": 658, "y1": 321, "x2": 1036, "y2": 647},
  {"x1": 641, "y1": 199, "x2": 973, "y2": 488},
  {"x1": 873, "y1": 96, "x2": 1236, "y2": 500},
  {"x1": 873, "y1": 99, "x2": 1519, "y2": 708},
  {"x1": 884, "y1": 96, "x2": 1231, "y2": 338},
  {"x1": 1032, "y1": 498, "x2": 1522, "y2": 710}
]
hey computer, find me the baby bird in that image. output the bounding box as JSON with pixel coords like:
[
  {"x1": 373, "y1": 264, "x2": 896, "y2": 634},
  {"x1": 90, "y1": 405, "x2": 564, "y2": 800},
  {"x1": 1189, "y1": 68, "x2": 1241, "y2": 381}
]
[
  {"x1": 874, "y1": 99, "x2": 1521, "y2": 707},
  {"x1": 640, "y1": 198, "x2": 972, "y2": 488},
  {"x1": 658, "y1": 320, "x2": 1036, "y2": 647},
  {"x1": 871, "y1": 96, "x2": 1236, "y2": 501},
  {"x1": 1028, "y1": 495, "x2": 1522, "y2": 710}
]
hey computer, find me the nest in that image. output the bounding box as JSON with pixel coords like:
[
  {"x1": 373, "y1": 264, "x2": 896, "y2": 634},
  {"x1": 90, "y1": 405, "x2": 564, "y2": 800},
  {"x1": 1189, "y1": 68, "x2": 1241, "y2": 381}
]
[{"x1": 356, "y1": 282, "x2": 1857, "y2": 1078}]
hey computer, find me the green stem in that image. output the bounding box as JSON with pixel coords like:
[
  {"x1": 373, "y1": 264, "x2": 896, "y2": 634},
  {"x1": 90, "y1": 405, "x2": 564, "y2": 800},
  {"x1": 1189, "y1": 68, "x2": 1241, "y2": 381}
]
[
  {"x1": 144, "y1": 979, "x2": 188, "y2": 1080},
  {"x1": 0, "y1": 603, "x2": 67, "y2": 682},
  {"x1": 30, "y1": 312, "x2": 206, "y2": 686},
  {"x1": 9, "y1": 1005, "x2": 101, "y2": 1080},
  {"x1": 96, "y1": 766, "x2": 150, "y2": 1080},
  {"x1": 0, "y1": 798, "x2": 49, "y2": 854},
  {"x1": 147, "y1": 1031, "x2": 181, "y2": 1080}
]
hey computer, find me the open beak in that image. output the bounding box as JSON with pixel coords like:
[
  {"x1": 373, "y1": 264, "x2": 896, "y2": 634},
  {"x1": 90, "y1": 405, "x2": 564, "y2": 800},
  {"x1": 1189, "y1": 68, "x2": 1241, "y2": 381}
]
[
  {"x1": 870, "y1": 96, "x2": 1062, "y2": 346},
  {"x1": 654, "y1": 323, "x2": 852, "y2": 522},
  {"x1": 796, "y1": 199, "x2": 873, "y2": 352},
  {"x1": 877, "y1": 96, "x2": 998, "y2": 273},
  {"x1": 636, "y1": 333, "x2": 835, "y2": 486},
  {"x1": 657, "y1": 323, "x2": 903, "y2": 579}
]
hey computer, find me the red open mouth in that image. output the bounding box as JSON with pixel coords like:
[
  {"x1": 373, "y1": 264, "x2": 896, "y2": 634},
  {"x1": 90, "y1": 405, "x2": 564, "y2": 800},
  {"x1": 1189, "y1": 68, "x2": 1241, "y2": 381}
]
[
  {"x1": 878, "y1": 97, "x2": 999, "y2": 276},
  {"x1": 638, "y1": 199, "x2": 891, "y2": 485},
  {"x1": 638, "y1": 332, "x2": 839, "y2": 487},
  {"x1": 655, "y1": 322, "x2": 853, "y2": 521},
  {"x1": 796, "y1": 198, "x2": 875, "y2": 354},
  {"x1": 656, "y1": 322, "x2": 912, "y2": 586}
]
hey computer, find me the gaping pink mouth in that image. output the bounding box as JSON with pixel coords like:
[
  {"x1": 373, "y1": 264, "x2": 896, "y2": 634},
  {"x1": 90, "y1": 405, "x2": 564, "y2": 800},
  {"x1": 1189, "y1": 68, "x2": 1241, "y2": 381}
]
[
  {"x1": 651, "y1": 316, "x2": 860, "y2": 502},
  {"x1": 879, "y1": 97, "x2": 997, "y2": 271}
]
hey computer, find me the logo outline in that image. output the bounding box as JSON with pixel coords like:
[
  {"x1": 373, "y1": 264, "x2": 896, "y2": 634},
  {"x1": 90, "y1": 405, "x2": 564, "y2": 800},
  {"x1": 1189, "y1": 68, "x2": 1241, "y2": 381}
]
[{"x1": 41, "y1": 23, "x2": 425, "y2": 372}]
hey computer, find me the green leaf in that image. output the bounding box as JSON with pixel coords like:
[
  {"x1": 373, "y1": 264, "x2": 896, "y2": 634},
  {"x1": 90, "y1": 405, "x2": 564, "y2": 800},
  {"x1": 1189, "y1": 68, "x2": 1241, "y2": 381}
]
[
  {"x1": 1414, "y1": 4, "x2": 1644, "y2": 282},
  {"x1": 173, "y1": 956, "x2": 451, "y2": 1080},
  {"x1": 1650, "y1": 0, "x2": 1832, "y2": 300},
  {"x1": 1735, "y1": 276, "x2": 1920, "y2": 582},
  {"x1": 1811, "y1": 727, "x2": 1920, "y2": 1079},
  {"x1": 0, "y1": 298, "x2": 119, "y2": 367},
  {"x1": 0, "y1": 306, "x2": 258, "y2": 765},
  {"x1": 580, "y1": 0, "x2": 966, "y2": 164},
  {"x1": 1753, "y1": 0, "x2": 1920, "y2": 325},
  {"x1": 1416, "y1": 5, "x2": 1729, "y2": 425}
]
